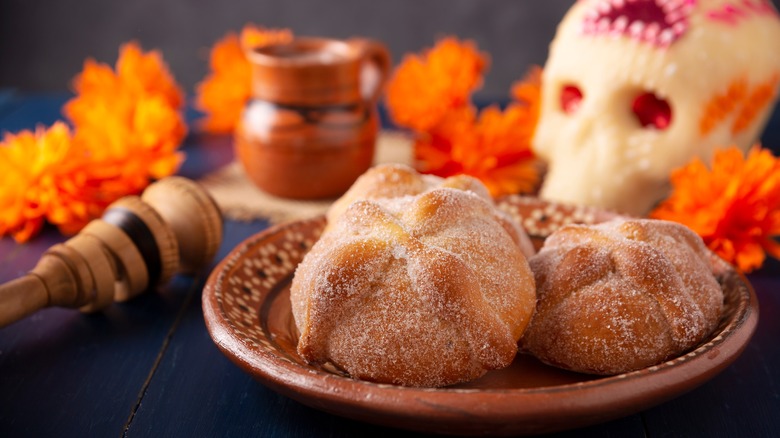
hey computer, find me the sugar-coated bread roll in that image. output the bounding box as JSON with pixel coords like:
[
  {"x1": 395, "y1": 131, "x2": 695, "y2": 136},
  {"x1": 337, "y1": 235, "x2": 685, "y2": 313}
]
[
  {"x1": 290, "y1": 187, "x2": 536, "y2": 387},
  {"x1": 522, "y1": 218, "x2": 724, "y2": 375},
  {"x1": 327, "y1": 163, "x2": 535, "y2": 258}
]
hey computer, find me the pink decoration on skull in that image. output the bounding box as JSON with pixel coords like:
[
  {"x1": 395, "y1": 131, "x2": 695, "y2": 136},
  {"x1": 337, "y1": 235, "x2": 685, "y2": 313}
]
[
  {"x1": 581, "y1": 0, "x2": 696, "y2": 47},
  {"x1": 706, "y1": 0, "x2": 779, "y2": 25}
]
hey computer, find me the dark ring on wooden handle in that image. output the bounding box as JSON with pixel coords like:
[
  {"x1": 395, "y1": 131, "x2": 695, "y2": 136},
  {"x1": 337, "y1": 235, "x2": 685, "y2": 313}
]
[{"x1": 102, "y1": 207, "x2": 162, "y2": 286}]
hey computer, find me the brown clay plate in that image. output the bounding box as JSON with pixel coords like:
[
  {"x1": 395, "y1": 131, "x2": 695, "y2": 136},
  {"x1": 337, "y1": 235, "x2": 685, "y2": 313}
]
[{"x1": 202, "y1": 196, "x2": 758, "y2": 436}]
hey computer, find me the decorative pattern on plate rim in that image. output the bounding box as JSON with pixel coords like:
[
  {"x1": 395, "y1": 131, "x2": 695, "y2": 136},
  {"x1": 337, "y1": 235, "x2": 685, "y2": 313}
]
[
  {"x1": 496, "y1": 195, "x2": 621, "y2": 240},
  {"x1": 213, "y1": 217, "x2": 325, "y2": 356}
]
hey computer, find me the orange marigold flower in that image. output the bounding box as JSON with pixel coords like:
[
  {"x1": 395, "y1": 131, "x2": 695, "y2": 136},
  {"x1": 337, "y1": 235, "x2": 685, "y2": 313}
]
[
  {"x1": 195, "y1": 25, "x2": 293, "y2": 133},
  {"x1": 64, "y1": 41, "x2": 187, "y2": 193},
  {"x1": 72, "y1": 94, "x2": 186, "y2": 193},
  {"x1": 415, "y1": 106, "x2": 477, "y2": 177},
  {"x1": 1, "y1": 42, "x2": 185, "y2": 242},
  {"x1": 386, "y1": 37, "x2": 489, "y2": 133},
  {"x1": 651, "y1": 145, "x2": 780, "y2": 273},
  {"x1": 116, "y1": 42, "x2": 184, "y2": 108},
  {"x1": 195, "y1": 33, "x2": 248, "y2": 134},
  {"x1": 510, "y1": 65, "x2": 543, "y2": 138},
  {"x1": 416, "y1": 103, "x2": 540, "y2": 197},
  {"x1": 240, "y1": 25, "x2": 293, "y2": 52},
  {"x1": 0, "y1": 123, "x2": 102, "y2": 242},
  {"x1": 68, "y1": 42, "x2": 184, "y2": 120}
]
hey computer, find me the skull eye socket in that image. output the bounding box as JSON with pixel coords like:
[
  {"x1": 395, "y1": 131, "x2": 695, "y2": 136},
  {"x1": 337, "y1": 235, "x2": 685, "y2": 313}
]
[
  {"x1": 560, "y1": 85, "x2": 583, "y2": 114},
  {"x1": 632, "y1": 92, "x2": 672, "y2": 130}
]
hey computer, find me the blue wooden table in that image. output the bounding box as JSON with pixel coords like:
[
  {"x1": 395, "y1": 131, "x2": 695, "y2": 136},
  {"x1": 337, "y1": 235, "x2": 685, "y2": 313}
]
[{"x1": 1, "y1": 93, "x2": 779, "y2": 437}]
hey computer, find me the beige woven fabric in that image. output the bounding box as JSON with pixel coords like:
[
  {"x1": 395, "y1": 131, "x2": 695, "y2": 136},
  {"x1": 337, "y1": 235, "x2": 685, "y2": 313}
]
[{"x1": 199, "y1": 131, "x2": 414, "y2": 224}]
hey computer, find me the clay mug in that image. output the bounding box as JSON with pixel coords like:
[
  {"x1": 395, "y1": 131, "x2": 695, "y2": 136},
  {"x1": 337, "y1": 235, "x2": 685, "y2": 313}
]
[{"x1": 235, "y1": 37, "x2": 391, "y2": 199}]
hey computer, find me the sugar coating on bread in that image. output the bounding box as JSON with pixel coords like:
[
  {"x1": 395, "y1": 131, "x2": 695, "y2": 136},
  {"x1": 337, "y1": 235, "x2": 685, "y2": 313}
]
[
  {"x1": 290, "y1": 187, "x2": 536, "y2": 387},
  {"x1": 522, "y1": 218, "x2": 724, "y2": 375},
  {"x1": 327, "y1": 163, "x2": 535, "y2": 258},
  {"x1": 327, "y1": 163, "x2": 489, "y2": 224}
]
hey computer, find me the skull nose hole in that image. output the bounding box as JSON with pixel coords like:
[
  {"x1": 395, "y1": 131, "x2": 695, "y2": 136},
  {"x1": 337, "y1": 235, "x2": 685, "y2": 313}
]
[
  {"x1": 560, "y1": 85, "x2": 583, "y2": 114},
  {"x1": 632, "y1": 92, "x2": 672, "y2": 130}
]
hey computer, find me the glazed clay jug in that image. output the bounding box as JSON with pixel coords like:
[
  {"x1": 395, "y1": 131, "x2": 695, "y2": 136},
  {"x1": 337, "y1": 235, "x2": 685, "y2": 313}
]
[{"x1": 235, "y1": 37, "x2": 391, "y2": 199}]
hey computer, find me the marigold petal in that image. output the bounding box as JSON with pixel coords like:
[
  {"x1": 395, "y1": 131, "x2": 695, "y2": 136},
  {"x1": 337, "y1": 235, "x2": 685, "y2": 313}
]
[
  {"x1": 510, "y1": 65, "x2": 543, "y2": 139},
  {"x1": 413, "y1": 101, "x2": 540, "y2": 197},
  {"x1": 651, "y1": 145, "x2": 780, "y2": 272},
  {"x1": 195, "y1": 26, "x2": 293, "y2": 134},
  {"x1": 240, "y1": 25, "x2": 294, "y2": 52},
  {"x1": 0, "y1": 123, "x2": 96, "y2": 241},
  {"x1": 116, "y1": 41, "x2": 184, "y2": 108},
  {"x1": 195, "y1": 33, "x2": 251, "y2": 134},
  {"x1": 386, "y1": 37, "x2": 488, "y2": 133},
  {"x1": 3, "y1": 42, "x2": 188, "y2": 241},
  {"x1": 11, "y1": 218, "x2": 44, "y2": 243}
]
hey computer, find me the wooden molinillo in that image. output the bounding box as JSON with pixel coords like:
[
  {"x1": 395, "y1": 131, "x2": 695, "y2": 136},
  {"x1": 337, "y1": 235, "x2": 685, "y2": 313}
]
[{"x1": 0, "y1": 177, "x2": 223, "y2": 328}]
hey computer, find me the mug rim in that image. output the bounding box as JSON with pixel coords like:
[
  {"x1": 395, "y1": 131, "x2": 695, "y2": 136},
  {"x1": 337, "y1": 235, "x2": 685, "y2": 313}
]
[{"x1": 245, "y1": 36, "x2": 358, "y2": 66}]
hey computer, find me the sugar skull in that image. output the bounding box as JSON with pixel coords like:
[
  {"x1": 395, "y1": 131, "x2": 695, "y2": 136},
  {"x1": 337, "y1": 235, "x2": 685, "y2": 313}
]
[{"x1": 534, "y1": 0, "x2": 780, "y2": 215}]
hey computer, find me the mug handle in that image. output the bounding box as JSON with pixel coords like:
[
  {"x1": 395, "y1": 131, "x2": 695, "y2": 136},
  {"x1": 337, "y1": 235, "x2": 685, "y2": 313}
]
[{"x1": 350, "y1": 38, "x2": 391, "y2": 103}]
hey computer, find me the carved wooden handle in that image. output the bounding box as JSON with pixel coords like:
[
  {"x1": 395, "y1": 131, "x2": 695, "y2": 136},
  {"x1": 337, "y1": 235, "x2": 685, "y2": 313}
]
[
  {"x1": 0, "y1": 276, "x2": 50, "y2": 327},
  {"x1": 0, "y1": 177, "x2": 223, "y2": 328}
]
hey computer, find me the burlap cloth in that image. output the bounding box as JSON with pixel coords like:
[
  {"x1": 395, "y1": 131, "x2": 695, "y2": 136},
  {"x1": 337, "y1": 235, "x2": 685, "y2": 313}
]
[{"x1": 198, "y1": 131, "x2": 414, "y2": 224}]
